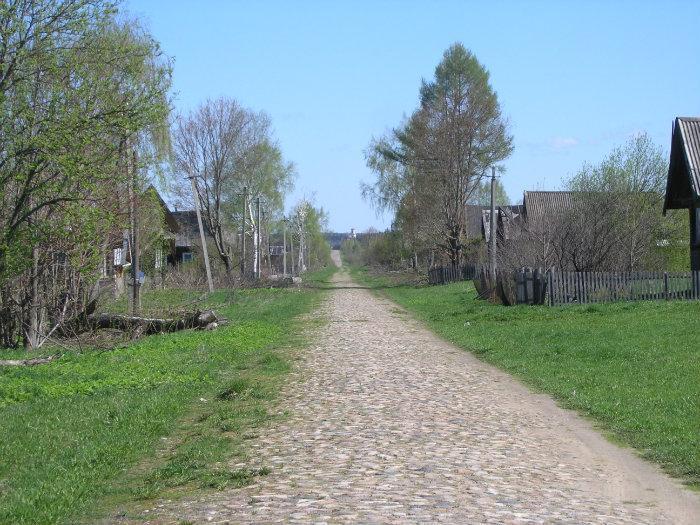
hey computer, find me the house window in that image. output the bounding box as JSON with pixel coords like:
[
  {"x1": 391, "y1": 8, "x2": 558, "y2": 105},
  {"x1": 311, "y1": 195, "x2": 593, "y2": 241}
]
[
  {"x1": 113, "y1": 247, "x2": 123, "y2": 266},
  {"x1": 155, "y1": 248, "x2": 163, "y2": 269},
  {"x1": 182, "y1": 252, "x2": 194, "y2": 263}
]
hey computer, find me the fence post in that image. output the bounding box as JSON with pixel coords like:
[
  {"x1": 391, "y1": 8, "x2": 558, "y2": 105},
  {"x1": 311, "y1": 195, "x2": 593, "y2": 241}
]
[
  {"x1": 663, "y1": 271, "x2": 669, "y2": 300},
  {"x1": 516, "y1": 268, "x2": 524, "y2": 304},
  {"x1": 547, "y1": 270, "x2": 554, "y2": 306}
]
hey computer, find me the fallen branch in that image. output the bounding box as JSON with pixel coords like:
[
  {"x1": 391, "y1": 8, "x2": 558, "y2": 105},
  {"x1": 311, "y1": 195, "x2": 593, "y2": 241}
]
[
  {"x1": 0, "y1": 354, "x2": 61, "y2": 367},
  {"x1": 86, "y1": 309, "x2": 221, "y2": 335}
]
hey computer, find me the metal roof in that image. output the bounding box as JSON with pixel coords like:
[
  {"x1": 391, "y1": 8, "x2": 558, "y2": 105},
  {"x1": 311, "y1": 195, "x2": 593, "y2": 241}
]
[
  {"x1": 522, "y1": 191, "x2": 575, "y2": 224},
  {"x1": 679, "y1": 118, "x2": 700, "y2": 189},
  {"x1": 664, "y1": 117, "x2": 700, "y2": 211}
]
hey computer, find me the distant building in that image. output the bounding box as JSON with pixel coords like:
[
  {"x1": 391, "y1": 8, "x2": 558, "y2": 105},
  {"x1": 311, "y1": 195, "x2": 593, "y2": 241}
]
[{"x1": 465, "y1": 191, "x2": 579, "y2": 245}]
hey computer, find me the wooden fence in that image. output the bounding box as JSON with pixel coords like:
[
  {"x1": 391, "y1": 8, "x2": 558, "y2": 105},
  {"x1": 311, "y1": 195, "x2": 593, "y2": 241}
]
[
  {"x1": 429, "y1": 265, "x2": 700, "y2": 307},
  {"x1": 428, "y1": 264, "x2": 479, "y2": 285},
  {"x1": 547, "y1": 270, "x2": 700, "y2": 306}
]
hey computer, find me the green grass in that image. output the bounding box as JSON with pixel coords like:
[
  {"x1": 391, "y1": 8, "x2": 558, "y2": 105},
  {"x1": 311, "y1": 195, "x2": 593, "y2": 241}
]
[
  {"x1": 0, "y1": 270, "x2": 332, "y2": 524},
  {"x1": 351, "y1": 265, "x2": 700, "y2": 486}
]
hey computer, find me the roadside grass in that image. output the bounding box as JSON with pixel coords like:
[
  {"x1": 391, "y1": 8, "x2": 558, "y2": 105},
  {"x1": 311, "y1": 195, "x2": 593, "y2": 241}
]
[
  {"x1": 0, "y1": 269, "x2": 332, "y2": 524},
  {"x1": 350, "y1": 265, "x2": 700, "y2": 487}
]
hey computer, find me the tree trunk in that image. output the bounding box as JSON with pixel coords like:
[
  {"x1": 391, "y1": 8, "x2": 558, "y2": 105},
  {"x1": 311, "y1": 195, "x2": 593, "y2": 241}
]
[{"x1": 25, "y1": 244, "x2": 40, "y2": 350}]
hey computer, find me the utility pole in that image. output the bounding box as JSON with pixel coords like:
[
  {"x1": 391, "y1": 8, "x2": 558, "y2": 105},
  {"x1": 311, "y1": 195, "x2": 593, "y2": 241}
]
[
  {"x1": 255, "y1": 197, "x2": 261, "y2": 279},
  {"x1": 190, "y1": 175, "x2": 214, "y2": 293},
  {"x1": 283, "y1": 219, "x2": 287, "y2": 278},
  {"x1": 264, "y1": 210, "x2": 272, "y2": 275},
  {"x1": 489, "y1": 166, "x2": 497, "y2": 281},
  {"x1": 130, "y1": 146, "x2": 141, "y2": 315},
  {"x1": 240, "y1": 187, "x2": 247, "y2": 278},
  {"x1": 290, "y1": 230, "x2": 295, "y2": 276}
]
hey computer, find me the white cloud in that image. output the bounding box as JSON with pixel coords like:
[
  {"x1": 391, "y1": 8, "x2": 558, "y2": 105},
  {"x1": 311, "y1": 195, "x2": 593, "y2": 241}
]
[{"x1": 549, "y1": 136, "x2": 579, "y2": 150}]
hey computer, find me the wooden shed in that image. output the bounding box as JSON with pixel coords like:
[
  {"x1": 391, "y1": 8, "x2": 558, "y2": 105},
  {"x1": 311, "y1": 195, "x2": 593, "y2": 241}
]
[{"x1": 663, "y1": 117, "x2": 700, "y2": 271}]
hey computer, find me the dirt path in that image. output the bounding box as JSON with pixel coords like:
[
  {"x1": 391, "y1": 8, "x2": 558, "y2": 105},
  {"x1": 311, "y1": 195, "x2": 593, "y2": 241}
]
[{"x1": 142, "y1": 254, "x2": 700, "y2": 524}]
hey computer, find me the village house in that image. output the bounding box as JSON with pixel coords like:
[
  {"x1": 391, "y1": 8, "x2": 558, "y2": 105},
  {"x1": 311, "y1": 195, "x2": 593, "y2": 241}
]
[
  {"x1": 465, "y1": 191, "x2": 576, "y2": 245},
  {"x1": 663, "y1": 116, "x2": 700, "y2": 271},
  {"x1": 99, "y1": 186, "x2": 200, "y2": 296}
]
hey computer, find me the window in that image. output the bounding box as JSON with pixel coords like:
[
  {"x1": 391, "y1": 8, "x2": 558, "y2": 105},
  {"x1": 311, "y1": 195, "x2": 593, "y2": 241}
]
[
  {"x1": 182, "y1": 252, "x2": 194, "y2": 263},
  {"x1": 155, "y1": 248, "x2": 163, "y2": 269},
  {"x1": 113, "y1": 247, "x2": 123, "y2": 266}
]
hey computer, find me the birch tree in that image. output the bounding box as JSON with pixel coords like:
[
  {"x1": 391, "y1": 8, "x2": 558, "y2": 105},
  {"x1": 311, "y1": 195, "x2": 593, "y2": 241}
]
[{"x1": 172, "y1": 98, "x2": 294, "y2": 275}]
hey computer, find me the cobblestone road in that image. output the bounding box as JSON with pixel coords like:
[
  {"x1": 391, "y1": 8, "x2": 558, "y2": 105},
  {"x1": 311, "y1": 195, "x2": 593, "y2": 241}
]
[{"x1": 140, "y1": 261, "x2": 700, "y2": 524}]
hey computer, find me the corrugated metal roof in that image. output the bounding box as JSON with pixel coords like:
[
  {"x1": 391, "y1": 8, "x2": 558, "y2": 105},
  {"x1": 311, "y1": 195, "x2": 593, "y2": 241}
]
[
  {"x1": 678, "y1": 117, "x2": 700, "y2": 197},
  {"x1": 664, "y1": 117, "x2": 700, "y2": 211},
  {"x1": 523, "y1": 191, "x2": 575, "y2": 224}
]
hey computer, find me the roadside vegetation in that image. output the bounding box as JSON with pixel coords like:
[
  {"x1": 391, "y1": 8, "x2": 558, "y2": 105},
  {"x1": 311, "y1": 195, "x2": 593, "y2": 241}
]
[
  {"x1": 350, "y1": 265, "x2": 700, "y2": 487},
  {"x1": 0, "y1": 268, "x2": 333, "y2": 524}
]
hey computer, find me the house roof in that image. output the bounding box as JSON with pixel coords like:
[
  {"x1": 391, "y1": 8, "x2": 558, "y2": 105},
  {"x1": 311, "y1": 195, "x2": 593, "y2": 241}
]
[
  {"x1": 664, "y1": 117, "x2": 700, "y2": 212},
  {"x1": 146, "y1": 185, "x2": 180, "y2": 234},
  {"x1": 522, "y1": 191, "x2": 575, "y2": 224},
  {"x1": 465, "y1": 205, "x2": 487, "y2": 238}
]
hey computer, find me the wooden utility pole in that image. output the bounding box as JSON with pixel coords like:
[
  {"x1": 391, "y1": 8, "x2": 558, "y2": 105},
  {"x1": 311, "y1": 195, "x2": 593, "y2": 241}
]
[
  {"x1": 489, "y1": 166, "x2": 497, "y2": 281},
  {"x1": 130, "y1": 147, "x2": 141, "y2": 315},
  {"x1": 190, "y1": 176, "x2": 214, "y2": 293},
  {"x1": 283, "y1": 219, "x2": 287, "y2": 278},
  {"x1": 240, "y1": 187, "x2": 247, "y2": 278},
  {"x1": 255, "y1": 197, "x2": 261, "y2": 279},
  {"x1": 265, "y1": 211, "x2": 272, "y2": 275},
  {"x1": 290, "y1": 231, "x2": 295, "y2": 276}
]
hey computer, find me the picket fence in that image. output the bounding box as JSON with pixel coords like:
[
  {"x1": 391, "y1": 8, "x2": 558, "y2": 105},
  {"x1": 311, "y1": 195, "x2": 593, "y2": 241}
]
[
  {"x1": 547, "y1": 270, "x2": 700, "y2": 306},
  {"x1": 428, "y1": 264, "x2": 700, "y2": 306},
  {"x1": 427, "y1": 264, "x2": 479, "y2": 285}
]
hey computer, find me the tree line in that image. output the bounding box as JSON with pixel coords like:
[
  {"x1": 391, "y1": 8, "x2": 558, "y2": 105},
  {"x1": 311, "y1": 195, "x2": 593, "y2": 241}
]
[
  {"x1": 0, "y1": 0, "x2": 329, "y2": 350},
  {"x1": 360, "y1": 43, "x2": 687, "y2": 274}
]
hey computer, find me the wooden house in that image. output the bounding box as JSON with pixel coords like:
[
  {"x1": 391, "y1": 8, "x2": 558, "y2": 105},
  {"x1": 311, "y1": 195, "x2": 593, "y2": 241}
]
[
  {"x1": 99, "y1": 185, "x2": 180, "y2": 295},
  {"x1": 663, "y1": 117, "x2": 700, "y2": 271}
]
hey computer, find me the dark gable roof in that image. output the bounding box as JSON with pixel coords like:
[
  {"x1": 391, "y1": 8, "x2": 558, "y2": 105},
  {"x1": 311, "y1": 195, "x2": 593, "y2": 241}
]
[
  {"x1": 664, "y1": 117, "x2": 700, "y2": 212},
  {"x1": 146, "y1": 185, "x2": 180, "y2": 234},
  {"x1": 465, "y1": 205, "x2": 487, "y2": 238}
]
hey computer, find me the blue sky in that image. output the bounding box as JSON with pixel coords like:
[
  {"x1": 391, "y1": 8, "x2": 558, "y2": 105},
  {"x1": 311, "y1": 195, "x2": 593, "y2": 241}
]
[{"x1": 125, "y1": 0, "x2": 700, "y2": 232}]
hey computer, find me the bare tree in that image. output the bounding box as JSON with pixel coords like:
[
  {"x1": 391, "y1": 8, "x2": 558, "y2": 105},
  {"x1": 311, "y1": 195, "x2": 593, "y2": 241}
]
[
  {"x1": 499, "y1": 134, "x2": 684, "y2": 273},
  {"x1": 172, "y1": 98, "x2": 294, "y2": 276},
  {"x1": 172, "y1": 99, "x2": 258, "y2": 273}
]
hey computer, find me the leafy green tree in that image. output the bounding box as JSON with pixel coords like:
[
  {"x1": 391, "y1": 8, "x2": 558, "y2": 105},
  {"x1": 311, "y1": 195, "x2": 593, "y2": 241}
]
[
  {"x1": 289, "y1": 199, "x2": 331, "y2": 272},
  {"x1": 0, "y1": 1, "x2": 171, "y2": 348},
  {"x1": 468, "y1": 179, "x2": 510, "y2": 206}
]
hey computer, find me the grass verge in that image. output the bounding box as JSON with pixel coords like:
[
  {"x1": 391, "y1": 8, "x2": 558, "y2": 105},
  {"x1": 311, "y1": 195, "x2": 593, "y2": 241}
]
[
  {"x1": 350, "y1": 265, "x2": 700, "y2": 487},
  {"x1": 0, "y1": 269, "x2": 331, "y2": 524}
]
